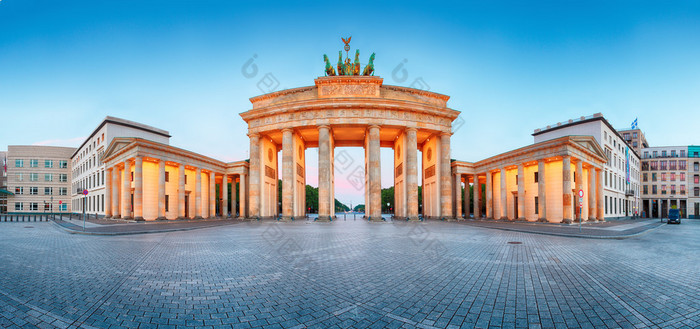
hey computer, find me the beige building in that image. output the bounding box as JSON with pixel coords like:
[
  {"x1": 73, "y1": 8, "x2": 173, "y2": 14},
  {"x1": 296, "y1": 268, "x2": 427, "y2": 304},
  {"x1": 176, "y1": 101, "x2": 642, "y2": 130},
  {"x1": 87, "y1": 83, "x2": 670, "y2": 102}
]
[
  {"x1": 102, "y1": 138, "x2": 248, "y2": 220},
  {"x1": 6, "y1": 145, "x2": 75, "y2": 213},
  {"x1": 619, "y1": 128, "x2": 649, "y2": 155},
  {"x1": 70, "y1": 116, "x2": 170, "y2": 217},
  {"x1": 0, "y1": 151, "x2": 8, "y2": 213},
  {"x1": 452, "y1": 136, "x2": 607, "y2": 222},
  {"x1": 641, "y1": 145, "x2": 700, "y2": 218}
]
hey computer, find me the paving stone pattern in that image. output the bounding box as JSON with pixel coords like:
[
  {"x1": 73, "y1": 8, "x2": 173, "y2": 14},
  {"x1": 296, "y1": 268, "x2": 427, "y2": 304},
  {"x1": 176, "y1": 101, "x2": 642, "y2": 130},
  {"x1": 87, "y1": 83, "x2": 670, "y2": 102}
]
[{"x1": 0, "y1": 219, "x2": 698, "y2": 328}]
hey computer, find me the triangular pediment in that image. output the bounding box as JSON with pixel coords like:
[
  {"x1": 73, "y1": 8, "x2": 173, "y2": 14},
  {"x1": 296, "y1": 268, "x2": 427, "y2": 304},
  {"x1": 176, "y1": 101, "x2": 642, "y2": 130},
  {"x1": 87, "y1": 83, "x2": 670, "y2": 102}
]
[
  {"x1": 103, "y1": 137, "x2": 137, "y2": 161},
  {"x1": 570, "y1": 136, "x2": 607, "y2": 161}
]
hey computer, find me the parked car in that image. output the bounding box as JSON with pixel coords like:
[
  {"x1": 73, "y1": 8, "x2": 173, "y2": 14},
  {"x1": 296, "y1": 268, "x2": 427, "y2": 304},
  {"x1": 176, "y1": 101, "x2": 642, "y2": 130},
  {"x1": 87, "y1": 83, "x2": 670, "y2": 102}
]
[{"x1": 668, "y1": 209, "x2": 681, "y2": 224}]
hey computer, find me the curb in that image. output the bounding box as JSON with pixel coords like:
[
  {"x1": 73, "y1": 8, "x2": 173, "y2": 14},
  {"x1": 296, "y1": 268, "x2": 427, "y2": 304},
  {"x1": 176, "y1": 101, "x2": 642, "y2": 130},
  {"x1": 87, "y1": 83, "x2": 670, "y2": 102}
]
[
  {"x1": 50, "y1": 219, "x2": 241, "y2": 236},
  {"x1": 459, "y1": 221, "x2": 665, "y2": 239}
]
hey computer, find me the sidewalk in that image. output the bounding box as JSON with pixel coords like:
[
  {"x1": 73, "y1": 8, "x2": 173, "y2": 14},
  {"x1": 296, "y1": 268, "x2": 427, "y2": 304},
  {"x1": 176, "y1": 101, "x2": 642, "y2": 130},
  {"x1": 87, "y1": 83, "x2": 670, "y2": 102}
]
[
  {"x1": 52, "y1": 217, "x2": 243, "y2": 235},
  {"x1": 457, "y1": 218, "x2": 666, "y2": 239}
]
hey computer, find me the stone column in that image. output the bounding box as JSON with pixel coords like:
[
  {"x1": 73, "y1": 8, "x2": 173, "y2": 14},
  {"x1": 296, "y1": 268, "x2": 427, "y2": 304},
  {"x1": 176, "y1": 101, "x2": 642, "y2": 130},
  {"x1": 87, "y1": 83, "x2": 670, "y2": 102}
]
[
  {"x1": 368, "y1": 125, "x2": 382, "y2": 221},
  {"x1": 318, "y1": 125, "x2": 332, "y2": 221},
  {"x1": 474, "y1": 175, "x2": 480, "y2": 218},
  {"x1": 105, "y1": 167, "x2": 112, "y2": 218},
  {"x1": 575, "y1": 159, "x2": 583, "y2": 221},
  {"x1": 454, "y1": 174, "x2": 462, "y2": 220},
  {"x1": 538, "y1": 160, "x2": 547, "y2": 221},
  {"x1": 588, "y1": 166, "x2": 596, "y2": 221},
  {"x1": 500, "y1": 167, "x2": 507, "y2": 220},
  {"x1": 486, "y1": 171, "x2": 493, "y2": 219},
  {"x1": 406, "y1": 128, "x2": 419, "y2": 221},
  {"x1": 122, "y1": 160, "x2": 131, "y2": 219},
  {"x1": 133, "y1": 156, "x2": 143, "y2": 221},
  {"x1": 178, "y1": 164, "x2": 185, "y2": 219},
  {"x1": 157, "y1": 160, "x2": 166, "y2": 220},
  {"x1": 596, "y1": 168, "x2": 604, "y2": 221},
  {"x1": 464, "y1": 175, "x2": 470, "y2": 219},
  {"x1": 562, "y1": 155, "x2": 572, "y2": 223},
  {"x1": 239, "y1": 174, "x2": 246, "y2": 218},
  {"x1": 440, "y1": 132, "x2": 452, "y2": 219},
  {"x1": 517, "y1": 164, "x2": 525, "y2": 220},
  {"x1": 209, "y1": 171, "x2": 215, "y2": 218},
  {"x1": 222, "y1": 174, "x2": 229, "y2": 218},
  {"x1": 281, "y1": 128, "x2": 294, "y2": 220},
  {"x1": 248, "y1": 133, "x2": 260, "y2": 219},
  {"x1": 195, "y1": 167, "x2": 202, "y2": 219},
  {"x1": 111, "y1": 167, "x2": 120, "y2": 218}
]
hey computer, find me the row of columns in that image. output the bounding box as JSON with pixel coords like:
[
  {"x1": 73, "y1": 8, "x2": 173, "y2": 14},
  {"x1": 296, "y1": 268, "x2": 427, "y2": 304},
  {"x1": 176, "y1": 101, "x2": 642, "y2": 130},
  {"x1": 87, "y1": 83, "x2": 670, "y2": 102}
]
[
  {"x1": 454, "y1": 156, "x2": 605, "y2": 222},
  {"x1": 104, "y1": 157, "x2": 247, "y2": 220}
]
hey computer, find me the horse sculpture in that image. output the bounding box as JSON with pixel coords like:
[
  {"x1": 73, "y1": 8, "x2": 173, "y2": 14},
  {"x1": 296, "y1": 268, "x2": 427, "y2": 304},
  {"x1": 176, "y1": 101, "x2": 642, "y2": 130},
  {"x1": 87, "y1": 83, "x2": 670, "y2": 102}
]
[
  {"x1": 363, "y1": 53, "x2": 375, "y2": 76},
  {"x1": 353, "y1": 49, "x2": 361, "y2": 75},
  {"x1": 323, "y1": 54, "x2": 336, "y2": 76}
]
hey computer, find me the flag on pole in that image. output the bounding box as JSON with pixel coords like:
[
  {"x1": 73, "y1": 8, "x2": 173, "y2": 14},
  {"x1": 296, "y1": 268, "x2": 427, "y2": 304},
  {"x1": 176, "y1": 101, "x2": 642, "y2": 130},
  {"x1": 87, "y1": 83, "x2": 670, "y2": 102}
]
[{"x1": 631, "y1": 118, "x2": 638, "y2": 129}]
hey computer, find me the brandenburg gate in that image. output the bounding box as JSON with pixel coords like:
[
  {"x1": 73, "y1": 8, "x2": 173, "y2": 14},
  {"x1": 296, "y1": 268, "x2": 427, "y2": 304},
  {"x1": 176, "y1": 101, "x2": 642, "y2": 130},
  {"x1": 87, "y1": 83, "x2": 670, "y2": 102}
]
[{"x1": 240, "y1": 75, "x2": 460, "y2": 221}]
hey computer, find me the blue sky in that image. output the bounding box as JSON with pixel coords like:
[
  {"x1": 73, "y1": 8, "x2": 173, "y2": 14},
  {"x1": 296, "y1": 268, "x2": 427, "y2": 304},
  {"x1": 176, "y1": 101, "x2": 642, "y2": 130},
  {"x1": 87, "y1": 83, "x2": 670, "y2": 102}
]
[{"x1": 2, "y1": 1, "x2": 700, "y2": 205}]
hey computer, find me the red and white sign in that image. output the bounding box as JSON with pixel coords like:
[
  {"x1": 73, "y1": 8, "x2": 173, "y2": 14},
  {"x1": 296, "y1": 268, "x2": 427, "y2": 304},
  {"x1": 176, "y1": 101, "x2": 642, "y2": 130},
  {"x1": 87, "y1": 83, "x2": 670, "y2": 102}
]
[
  {"x1": 578, "y1": 189, "x2": 584, "y2": 198},
  {"x1": 83, "y1": 189, "x2": 88, "y2": 196},
  {"x1": 59, "y1": 201, "x2": 62, "y2": 204}
]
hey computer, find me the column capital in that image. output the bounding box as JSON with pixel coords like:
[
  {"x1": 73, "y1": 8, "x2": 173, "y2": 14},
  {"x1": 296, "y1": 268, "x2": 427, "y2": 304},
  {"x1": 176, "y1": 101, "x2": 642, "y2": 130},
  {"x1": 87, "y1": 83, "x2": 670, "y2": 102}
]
[
  {"x1": 247, "y1": 132, "x2": 260, "y2": 138},
  {"x1": 281, "y1": 128, "x2": 294, "y2": 133},
  {"x1": 317, "y1": 124, "x2": 330, "y2": 130},
  {"x1": 368, "y1": 124, "x2": 381, "y2": 131},
  {"x1": 440, "y1": 131, "x2": 452, "y2": 137},
  {"x1": 405, "y1": 127, "x2": 418, "y2": 133}
]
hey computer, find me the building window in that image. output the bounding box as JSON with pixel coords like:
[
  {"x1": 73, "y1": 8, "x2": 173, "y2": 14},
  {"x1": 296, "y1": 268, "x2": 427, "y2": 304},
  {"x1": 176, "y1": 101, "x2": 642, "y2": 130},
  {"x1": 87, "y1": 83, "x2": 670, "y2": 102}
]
[
  {"x1": 29, "y1": 187, "x2": 38, "y2": 195},
  {"x1": 633, "y1": 132, "x2": 638, "y2": 138},
  {"x1": 45, "y1": 160, "x2": 54, "y2": 168},
  {"x1": 30, "y1": 159, "x2": 38, "y2": 167},
  {"x1": 695, "y1": 175, "x2": 699, "y2": 184},
  {"x1": 534, "y1": 196, "x2": 538, "y2": 215},
  {"x1": 15, "y1": 202, "x2": 23, "y2": 211},
  {"x1": 44, "y1": 187, "x2": 53, "y2": 195},
  {"x1": 30, "y1": 173, "x2": 38, "y2": 181},
  {"x1": 671, "y1": 150, "x2": 677, "y2": 157},
  {"x1": 681, "y1": 185, "x2": 686, "y2": 195},
  {"x1": 650, "y1": 161, "x2": 658, "y2": 170},
  {"x1": 15, "y1": 159, "x2": 24, "y2": 168},
  {"x1": 15, "y1": 187, "x2": 23, "y2": 195},
  {"x1": 653, "y1": 151, "x2": 658, "y2": 158},
  {"x1": 661, "y1": 185, "x2": 667, "y2": 195},
  {"x1": 660, "y1": 161, "x2": 667, "y2": 170},
  {"x1": 16, "y1": 173, "x2": 23, "y2": 182},
  {"x1": 644, "y1": 151, "x2": 649, "y2": 159},
  {"x1": 680, "y1": 160, "x2": 687, "y2": 170},
  {"x1": 165, "y1": 195, "x2": 170, "y2": 212},
  {"x1": 131, "y1": 172, "x2": 134, "y2": 182},
  {"x1": 643, "y1": 173, "x2": 648, "y2": 182},
  {"x1": 652, "y1": 185, "x2": 657, "y2": 194},
  {"x1": 695, "y1": 187, "x2": 700, "y2": 197},
  {"x1": 670, "y1": 161, "x2": 677, "y2": 170},
  {"x1": 643, "y1": 185, "x2": 648, "y2": 195},
  {"x1": 641, "y1": 161, "x2": 649, "y2": 170},
  {"x1": 44, "y1": 203, "x2": 51, "y2": 211},
  {"x1": 165, "y1": 171, "x2": 170, "y2": 182},
  {"x1": 605, "y1": 196, "x2": 608, "y2": 213},
  {"x1": 671, "y1": 185, "x2": 676, "y2": 195},
  {"x1": 59, "y1": 160, "x2": 68, "y2": 168},
  {"x1": 661, "y1": 173, "x2": 666, "y2": 181},
  {"x1": 59, "y1": 187, "x2": 67, "y2": 196},
  {"x1": 59, "y1": 174, "x2": 68, "y2": 182},
  {"x1": 662, "y1": 151, "x2": 667, "y2": 157},
  {"x1": 695, "y1": 162, "x2": 699, "y2": 172},
  {"x1": 184, "y1": 175, "x2": 187, "y2": 184},
  {"x1": 45, "y1": 173, "x2": 53, "y2": 182},
  {"x1": 633, "y1": 142, "x2": 637, "y2": 148},
  {"x1": 681, "y1": 173, "x2": 686, "y2": 181},
  {"x1": 671, "y1": 173, "x2": 676, "y2": 181}
]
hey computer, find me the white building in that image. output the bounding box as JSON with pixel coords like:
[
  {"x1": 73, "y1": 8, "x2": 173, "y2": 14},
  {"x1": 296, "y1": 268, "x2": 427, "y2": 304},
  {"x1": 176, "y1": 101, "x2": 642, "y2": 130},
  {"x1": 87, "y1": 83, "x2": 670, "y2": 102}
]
[
  {"x1": 533, "y1": 113, "x2": 641, "y2": 219},
  {"x1": 70, "y1": 117, "x2": 170, "y2": 216}
]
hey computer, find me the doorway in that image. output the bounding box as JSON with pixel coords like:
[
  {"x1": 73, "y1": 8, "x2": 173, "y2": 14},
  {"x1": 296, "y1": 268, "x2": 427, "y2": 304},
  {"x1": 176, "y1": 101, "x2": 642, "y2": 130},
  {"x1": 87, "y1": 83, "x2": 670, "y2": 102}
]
[{"x1": 185, "y1": 194, "x2": 190, "y2": 218}]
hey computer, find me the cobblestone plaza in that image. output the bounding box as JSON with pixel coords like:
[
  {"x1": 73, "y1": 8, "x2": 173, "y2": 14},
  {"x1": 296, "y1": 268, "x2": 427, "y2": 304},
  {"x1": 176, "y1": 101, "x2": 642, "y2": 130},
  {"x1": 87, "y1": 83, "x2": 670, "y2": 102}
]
[{"x1": 0, "y1": 220, "x2": 698, "y2": 328}]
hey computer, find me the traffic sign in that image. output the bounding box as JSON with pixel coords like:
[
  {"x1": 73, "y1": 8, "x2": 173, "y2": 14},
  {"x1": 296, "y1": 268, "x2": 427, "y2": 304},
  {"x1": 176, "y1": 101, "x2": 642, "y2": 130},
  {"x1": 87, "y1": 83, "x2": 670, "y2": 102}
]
[
  {"x1": 59, "y1": 200, "x2": 62, "y2": 204},
  {"x1": 578, "y1": 189, "x2": 584, "y2": 198},
  {"x1": 83, "y1": 189, "x2": 88, "y2": 196},
  {"x1": 579, "y1": 202, "x2": 583, "y2": 208}
]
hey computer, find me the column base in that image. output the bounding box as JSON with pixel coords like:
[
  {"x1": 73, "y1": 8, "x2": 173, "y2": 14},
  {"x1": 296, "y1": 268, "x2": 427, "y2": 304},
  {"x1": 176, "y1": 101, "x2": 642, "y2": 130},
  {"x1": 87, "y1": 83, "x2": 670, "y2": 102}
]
[
  {"x1": 597, "y1": 218, "x2": 605, "y2": 222},
  {"x1": 368, "y1": 216, "x2": 384, "y2": 221},
  {"x1": 587, "y1": 217, "x2": 596, "y2": 222},
  {"x1": 406, "y1": 215, "x2": 420, "y2": 222},
  {"x1": 516, "y1": 217, "x2": 526, "y2": 221},
  {"x1": 315, "y1": 216, "x2": 332, "y2": 222},
  {"x1": 499, "y1": 216, "x2": 509, "y2": 221},
  {"x1": 279, "y1": 216, "x2": 294, "y2": 222},
  {"x1": 537, "y1": 217, "x2": 548, "y2": 222},
  {"x1": 193, "y1": 216, "x2": 203, "y2": 220},
  {"x1": 156, "y1": 217, "x2": 168, "y2": 221},
  {"x1": 134, "y1": 217, "x2": 145, "y2": 221},
  {"x1": 561, "y1": 218, "x2": 573, "y2": 224}
]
